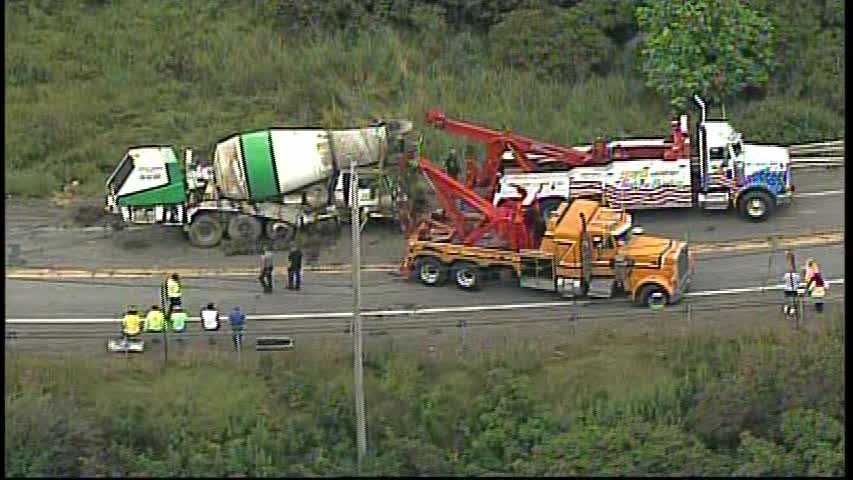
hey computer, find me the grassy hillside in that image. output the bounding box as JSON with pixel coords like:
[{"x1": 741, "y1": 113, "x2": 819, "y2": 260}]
[
  {"x1": 4, "y1": 1, "x2": 844, "y2": 198},
  {"x1": 6, "y1": 314, "x2": 844, "y2": 476}
]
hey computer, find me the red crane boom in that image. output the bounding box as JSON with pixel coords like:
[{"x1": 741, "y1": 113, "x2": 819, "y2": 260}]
[
  {"x1": 425, "y1": 109, "x2": 690, "y2": 199},
  {"x1": 416, "y1": 156, "x2": 535, "y2": 251},
  {"x1": 425, "y1": 109, "x2": 610, "y2": 196}
]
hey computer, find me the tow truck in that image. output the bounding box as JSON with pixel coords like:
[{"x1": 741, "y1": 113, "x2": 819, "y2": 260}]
[
  {"x1": 400, "y1": 157, "x2": 692, "y2": 306},
  {"x1": 425, "y1": 96, "x2": 792, "y2": 222}
]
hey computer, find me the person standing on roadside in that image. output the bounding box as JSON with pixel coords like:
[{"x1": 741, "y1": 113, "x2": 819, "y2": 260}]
[
  {"x1": 228, "y1": 305, "x2": 246, "y2": 351},
  {"x1": 170, "y1": 305, "x2": 188, "y2": 333},
  {"x1": 200, "y1": 302, "x2": 220, "y2": 331},
  {"x1": 121, "y1": 305, "x2": 143, "y2": 339},
  {"x1": 806, "y1": 268, "x2": 827, "y2": 313},
  {"x1": 144, "y1": 304, "x2": 165, "y2": 333},
  {"x1": 288, "y1": 245, "x2": 303, "y2": 290},
  {"x1": 782, "y1": 251, "x2": 801, "y2": 318},
  {"x1": 258, "y1": 246, "x2": 274, "y2": 293},
  {"x1": 170, "y1": 305, "x2": 188, "y2": 344},
  {"x1": 165, "y1": 273, "x2": 183, "y2": 315}
]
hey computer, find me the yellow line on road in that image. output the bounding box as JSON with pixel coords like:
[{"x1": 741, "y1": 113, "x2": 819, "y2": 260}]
[{"x1": 6, "y1": 231, "x2": 843, "y2": 279}]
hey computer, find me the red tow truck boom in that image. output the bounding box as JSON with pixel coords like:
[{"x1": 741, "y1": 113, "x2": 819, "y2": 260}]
[
  {"x1": 416, "y1": 156, "x2": 536, "y2": 251},
  {"x1": 425, "y1": 109, "x2": 610, "y2": 194},
  {"x1": 424, "y1": 109, "x2": 690, "y2": 198}
]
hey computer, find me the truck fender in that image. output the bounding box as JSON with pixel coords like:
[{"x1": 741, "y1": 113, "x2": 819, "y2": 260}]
[
  {"x1": 186, "y1": 207, "x2": 239, "y2": 225},
  {"x1": 631, "y1": 277, "x2": 672, "y2": 302},
  {"x1": 734, "y1": 185, "x2": 776, "y2": 206}
]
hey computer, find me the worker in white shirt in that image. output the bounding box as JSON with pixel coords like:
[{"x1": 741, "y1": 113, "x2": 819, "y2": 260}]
[{"x1": 200, "y1": 302, "x2": 220, "y2": 331}]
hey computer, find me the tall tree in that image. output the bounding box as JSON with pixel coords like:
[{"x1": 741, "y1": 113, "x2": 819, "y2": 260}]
[{"x1": 636, "y1": 0, "x2": 775, "y2": 112}]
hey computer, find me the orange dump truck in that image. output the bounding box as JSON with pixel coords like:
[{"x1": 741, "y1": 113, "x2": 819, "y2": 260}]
[{"x1": 401, "y1": 199, "x2": 692, "y2": 306}]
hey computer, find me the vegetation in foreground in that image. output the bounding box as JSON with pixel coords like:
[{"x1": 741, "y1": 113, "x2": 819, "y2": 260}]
[
  {"x1": 4, "y1": 0, "x2": 845, "y2": 198},
  {"x1": 6, "y1": 314, "x2": 844, "y2": 476}
]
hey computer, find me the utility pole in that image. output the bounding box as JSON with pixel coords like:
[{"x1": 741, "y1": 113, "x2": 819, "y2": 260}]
[{"x1": 350, "y1": 154, "x2": 368, "y2": 469}]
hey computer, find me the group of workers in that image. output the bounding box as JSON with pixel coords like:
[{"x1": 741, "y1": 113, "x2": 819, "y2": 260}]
[
  {"x1": 782, "y1": 255, "x2": 827, "y2": 314},
  {"x1": 120, "y1": 273, "x2": 248, "y2": 350},
  {"x1": 258, "y1": 245, "x2": 303, "y2": 294}
]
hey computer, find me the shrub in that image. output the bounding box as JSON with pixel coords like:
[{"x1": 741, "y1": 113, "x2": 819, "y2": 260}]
[
  {"x1": 488, "y1": 7, "x2": 614, "y2": 83},
  {"x1": 5, "y1": 169, "x2": 59, "y2": 197},
  {"x1": 733, "y1": 97, "x2": 844, "y2": 144}
]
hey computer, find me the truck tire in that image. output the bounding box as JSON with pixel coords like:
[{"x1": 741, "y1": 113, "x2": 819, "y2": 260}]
[
  {"x1": 228, "y1": 215, "x2": 262, "y2": 242},
  {"x1": 189, "y1": 213, "x2": 224, "y2": 248},
  {"x1": 451, "y1": 262, "x2": 482, "y2": 291},
  {"x1": 634, "y1": 283, "x2": 668, "y2": 308},
  {"x1": 265, "y1": 221, "x2": 295, "y2": 241},
  {"x1": 415, "y1": 257, "x2": 447, "y2": 286},
  {"x1": 738, "y1": 190, "x2": 774, "y2": 222}
]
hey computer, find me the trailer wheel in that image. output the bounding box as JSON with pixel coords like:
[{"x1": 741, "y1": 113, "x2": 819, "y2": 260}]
[
  {"x1": 452, "y1": 262, "x2": 482, "y2": 290},
  {"x1": 415, "y1": 257, "x2": 447, "y2": 286},
  {"x1": 634, "y1": 283, "x2": 668, "y2": 307},
  {"x1": 188, "y1": 213, "x2": 224, "y2": 248},
  {"x1": 228, "y1": 215, "x2": 262, "y2": 242},
  {"x1": 265, "y1": 221, "x2": 295, "y2": 242},
  {"x1": 738, "y1": 190, "x2": 774, "y2": 222}
]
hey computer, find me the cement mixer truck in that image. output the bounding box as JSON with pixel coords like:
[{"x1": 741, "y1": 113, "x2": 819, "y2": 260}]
[{"x1": 105, "y1": 121, "x2": 414, "y2": 247}]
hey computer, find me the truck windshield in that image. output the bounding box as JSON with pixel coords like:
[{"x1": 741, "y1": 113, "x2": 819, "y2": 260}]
[{"x1": 731, "y1": 141, "x2": 742, "y2": 158}]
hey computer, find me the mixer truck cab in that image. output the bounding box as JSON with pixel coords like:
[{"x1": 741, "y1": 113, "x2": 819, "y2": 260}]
[{"x1": 105, "y1": 146, "x2": 188, "y2": 225}]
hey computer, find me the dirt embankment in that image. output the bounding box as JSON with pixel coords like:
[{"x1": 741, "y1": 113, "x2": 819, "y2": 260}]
[{"x1": 5, "y1": 198, "x2": 409, "y2": 269}]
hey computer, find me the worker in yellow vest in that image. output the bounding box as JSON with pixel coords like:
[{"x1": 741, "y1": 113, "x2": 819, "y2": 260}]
[
  {"x1": 144, "y1": 305, "x2": 165, "y2": 333},
  {"x1": 165, "y1": 273, "x2": 182, "y2": 315},
  {"x1": 170, "y1": 305, "x2": 188, "y2": 333},
  {"x1": 121, "y1": 306, "x2": 143, "y2": 338}
]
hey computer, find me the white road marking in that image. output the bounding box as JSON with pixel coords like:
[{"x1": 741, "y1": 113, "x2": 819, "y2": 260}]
[
  {"x1": 5, "y1": 279, "x2": 843, "y2": 324},
  {"x1": 796, "y1": 190, "x2": 844, "y2": 198},
  {"x1": 684, "y1": 278, "x2": 844, "y2": 297}
]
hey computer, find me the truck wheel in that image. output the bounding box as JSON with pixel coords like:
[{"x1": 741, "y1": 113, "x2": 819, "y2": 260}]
[
  {"x1": 415, "y1": 257, "x2": 447, "y2": 286},
  {"x1": 634, "y1": 284, "x2": 668, "y2": 307},
  {"x1": 188, "y1": 213, "x2": 224, "y2": 248},
  {"x1": 738, "y1": 190, "x2": 774, "y2": 222},
  {"x1": 265, "y1": 221, "x2": 295, "y2": 241},
  {"x1": 452, "y1": 262, "x2": 481, "y2": 291},
  {"x1": 228, "y1": 215, "x2": 262, "y2": 242}
]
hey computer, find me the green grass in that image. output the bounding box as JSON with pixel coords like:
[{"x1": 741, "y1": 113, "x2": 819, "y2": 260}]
[
  {"x1": 5, "y1": 312, "x2": 845, "y2": 476},
  {"x1": 4, "y1": 1, "x2": 844, "y2": 198}
]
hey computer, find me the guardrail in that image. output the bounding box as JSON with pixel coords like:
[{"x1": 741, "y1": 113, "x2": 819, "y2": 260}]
[{"x1": 788, "y1": 139, "x2": 844, "y2": 168}]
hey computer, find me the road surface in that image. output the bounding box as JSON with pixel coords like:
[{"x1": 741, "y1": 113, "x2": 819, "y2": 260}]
[{"x1": 4, "y1": 169, "x2": 844, "y2": 270}]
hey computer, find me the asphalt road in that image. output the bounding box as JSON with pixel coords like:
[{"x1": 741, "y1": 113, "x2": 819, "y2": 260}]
[
  {"x1": 6, "y1": 244, "x2": 844, "y2": 319},
  {"x1": 4, "y1": 168, "x2": 844, "y2": 270},
  {"x1": 3, "y1": 167, "x2": 845, "y2": 356}
]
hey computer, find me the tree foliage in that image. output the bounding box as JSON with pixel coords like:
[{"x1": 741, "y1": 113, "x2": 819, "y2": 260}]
[
  {"x1": 636, "y1": 0, "x2": 776, "y2": 111},
  {"x1": 488, "y1": 6, "x2": 614, "y2": 82},
  {"x1": 3, "y1": 0, "x2": 844, "y2": 197},
  {"x1": 5, "y1": 313, "x2": 845, "y2": 477}
]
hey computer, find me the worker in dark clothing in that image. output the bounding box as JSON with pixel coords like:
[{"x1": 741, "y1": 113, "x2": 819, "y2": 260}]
[
  {"x1": 258, "y1": 246, "x2": 274, "y2": 293},
  {"x1": 444, "y1": 147, "x2": 460, "y2": 179},
  {"x1": 288, "y1": 246, "x2": 303, "y2": 290},
  {"x1": 228, "y1": 306, "x2": 246, "y2": 351}
]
